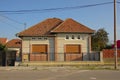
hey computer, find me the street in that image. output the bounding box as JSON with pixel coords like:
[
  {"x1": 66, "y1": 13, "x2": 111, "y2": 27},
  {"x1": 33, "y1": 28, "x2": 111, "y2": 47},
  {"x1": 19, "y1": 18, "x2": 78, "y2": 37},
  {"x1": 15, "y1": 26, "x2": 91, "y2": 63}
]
[{"x1": 0, "y1": 67, "x2": 120, "y2": 80}]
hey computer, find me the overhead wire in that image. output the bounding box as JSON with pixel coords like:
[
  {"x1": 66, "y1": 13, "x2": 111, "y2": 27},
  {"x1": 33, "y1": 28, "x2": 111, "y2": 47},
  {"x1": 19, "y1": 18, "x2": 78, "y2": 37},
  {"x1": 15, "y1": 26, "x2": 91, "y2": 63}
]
[
  {"x1": 0, "y1": 20, "x2": 19, "y2": 39},
  {"x1": 0, "y1": 1, "x2": 119, "y2": 39},
  {"x1": 0, "y1": 1, "x2": 118, "y2": 24},
  {"x1": 0, "y1": 19, "x2": 21, "y2": 31},
  {"x1": 0, "y1": 1, "x2": 114, "y2": 31},
  {"x1": 0, "y1": 1, "x2": 119, "y2": 31},
  {"x1": 0, "y1": 1, "x2": 113, "y2": 14},
  {"x1": 0, "y1": 15, "x2": 23, "y2": 25},
  {"x1": 0, "y1": 14, "x2": 24, "y2": 25},
  {"x1": 0, "y1": 14, "x2": 25, "y2": 33},
  {"x1": 0, "y1": 14, "x2": 25, "y2": 32}
]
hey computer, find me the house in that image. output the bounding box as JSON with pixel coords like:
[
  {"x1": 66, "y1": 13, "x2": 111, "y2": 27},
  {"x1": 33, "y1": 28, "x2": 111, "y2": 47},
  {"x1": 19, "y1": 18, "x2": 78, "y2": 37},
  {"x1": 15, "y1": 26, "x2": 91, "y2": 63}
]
[
  {"x1": 0, "y1": 38, "x2": 7, "y2": 45},
  {"x1": 18, "y1": 18, "x2": 94, "y2": 62},
  {"x1": 6, "y1": 39, "x2": 22, "y2": 61}
]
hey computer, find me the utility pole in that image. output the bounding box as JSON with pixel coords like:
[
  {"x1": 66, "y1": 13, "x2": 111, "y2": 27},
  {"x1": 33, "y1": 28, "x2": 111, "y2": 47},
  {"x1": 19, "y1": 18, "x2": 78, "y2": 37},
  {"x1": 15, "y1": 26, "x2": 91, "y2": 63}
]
[{"x1": 114, "y1": 0, "x2": 117, "y2": 69}]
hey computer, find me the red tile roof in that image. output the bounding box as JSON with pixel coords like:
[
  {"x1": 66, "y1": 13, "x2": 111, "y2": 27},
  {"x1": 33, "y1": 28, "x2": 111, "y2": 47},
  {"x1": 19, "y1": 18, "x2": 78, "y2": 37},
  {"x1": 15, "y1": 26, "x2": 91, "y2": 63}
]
[
  {"x1": 18, "y1": 18, "x2": 63, "y2": 37},
  {"x1": 0, "y1": 38, "x2": 7, "y2": 45},
  {"x1": 6, "y1": 39, "x2": 21, "y2": 48},
  {"x1": 51, "y1": 18, "x2": 94, "y2": 33},
  {"x1": 18, "y1": 18, "x2": 94, "y2": 37}
]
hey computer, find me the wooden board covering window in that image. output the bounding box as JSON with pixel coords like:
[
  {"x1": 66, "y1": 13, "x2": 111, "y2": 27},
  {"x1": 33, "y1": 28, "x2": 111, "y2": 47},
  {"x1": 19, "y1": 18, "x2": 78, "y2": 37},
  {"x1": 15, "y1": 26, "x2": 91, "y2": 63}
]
[
  {"x1": 65, "y1": 45, "x2": 81, "y2": 53},
  {"x1": 32, "y1": 45, "x2": 47, "y2": 54}
]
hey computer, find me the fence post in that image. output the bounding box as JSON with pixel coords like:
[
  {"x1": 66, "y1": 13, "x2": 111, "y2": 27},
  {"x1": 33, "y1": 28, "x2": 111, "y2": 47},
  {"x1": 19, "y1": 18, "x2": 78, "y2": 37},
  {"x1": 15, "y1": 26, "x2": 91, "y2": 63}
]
[{"x1": 100, "y1": 51, "x2": 103, "y2": 62}]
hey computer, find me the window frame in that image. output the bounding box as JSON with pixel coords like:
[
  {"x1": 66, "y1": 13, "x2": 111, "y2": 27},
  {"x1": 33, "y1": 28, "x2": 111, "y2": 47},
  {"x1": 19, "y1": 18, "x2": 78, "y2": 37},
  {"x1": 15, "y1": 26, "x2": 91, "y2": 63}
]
[
  {"x1": 71, "y1": 35, "x2": 75, "y2": 39},
  {"x1": 65, "y1": 35, "x2": 69, "y2": 40}
]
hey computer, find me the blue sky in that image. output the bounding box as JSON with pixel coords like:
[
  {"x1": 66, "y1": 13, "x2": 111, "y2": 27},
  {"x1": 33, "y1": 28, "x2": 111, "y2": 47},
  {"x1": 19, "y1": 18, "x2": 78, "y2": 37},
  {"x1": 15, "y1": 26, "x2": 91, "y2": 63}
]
[{"x1": 0, "y1": 0, "x2": 120, "y2": 43}]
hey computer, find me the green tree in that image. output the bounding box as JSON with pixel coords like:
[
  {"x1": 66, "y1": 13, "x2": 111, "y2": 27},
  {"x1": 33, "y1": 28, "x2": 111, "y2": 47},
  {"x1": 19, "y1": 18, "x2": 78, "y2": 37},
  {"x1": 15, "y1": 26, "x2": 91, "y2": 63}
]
[
  {"x1": 91, "y1": 28, "x2": 109, "y2": 51},
  {"x1": 0, "y1": 43, "x2": 6, "y2": 51},
  {"x1": 104, "y1": 44, "x2": 113, "y2": 49}
]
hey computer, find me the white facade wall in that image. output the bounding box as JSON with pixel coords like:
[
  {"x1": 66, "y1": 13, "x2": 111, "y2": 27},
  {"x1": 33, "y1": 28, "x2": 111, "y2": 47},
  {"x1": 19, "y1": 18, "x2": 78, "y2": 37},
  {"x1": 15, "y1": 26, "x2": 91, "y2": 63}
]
[
  {"x1": 22, "y1": 37, "x2": 55, "y2": 61},
  {"x1": 21, "y1": 33, "x2": 91, "y2": 61},
  {"x1": 56, "y1": 34, "x2": 90, "y2": 61}
]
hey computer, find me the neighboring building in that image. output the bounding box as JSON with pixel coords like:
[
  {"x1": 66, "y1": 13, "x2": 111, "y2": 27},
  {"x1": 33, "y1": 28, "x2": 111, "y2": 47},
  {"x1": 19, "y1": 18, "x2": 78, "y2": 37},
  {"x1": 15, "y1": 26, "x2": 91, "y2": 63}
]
[
  {"x1": 0, "y1": 38, "x2": 7, "y2": 45},
  {"x1": 6, "y1": 39, "x2": 22, "y2": 61},
  {"x1": 18, "y1": 18, "x2": 94, "y2": 62},
  {"x1": 117, "y1": 40, "x2": 120, "y2": 49},
  {"x1": 112, "y1": 40, "x2": 120, "y2": 49}
]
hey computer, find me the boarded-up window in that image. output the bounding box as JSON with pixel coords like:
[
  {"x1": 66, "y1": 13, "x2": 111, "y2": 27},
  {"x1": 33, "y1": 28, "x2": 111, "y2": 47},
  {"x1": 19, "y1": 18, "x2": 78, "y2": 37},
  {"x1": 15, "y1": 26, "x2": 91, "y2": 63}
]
[
  {"x1": 32, "y1": 45, "x2": 47, "y2": 54},
  {"x1": 65, "y1": 45, "x2": 81, "y2": 54},
  {"x1": 65, "y1": 45, "x2": 82, "y2": 61}
]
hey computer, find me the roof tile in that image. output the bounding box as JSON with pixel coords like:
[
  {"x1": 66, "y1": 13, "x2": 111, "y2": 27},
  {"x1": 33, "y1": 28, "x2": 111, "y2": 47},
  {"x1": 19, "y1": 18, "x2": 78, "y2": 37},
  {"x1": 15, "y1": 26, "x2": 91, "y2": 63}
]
[
  {"x1": 0, "y1": 38, "x2": 7, "y2": 45},
  {"x1": 18, "y1": 18, "x2": 94, "y2": 37},
  {"x1": 6, "y1": 39, "x2": 21, "y2": 48},
  {"x1": 51, "y1": 18, "x2": 94, "y2": 33},
  {"x1": 18, "y1": 18, "x2": 63, "y2": 37}
]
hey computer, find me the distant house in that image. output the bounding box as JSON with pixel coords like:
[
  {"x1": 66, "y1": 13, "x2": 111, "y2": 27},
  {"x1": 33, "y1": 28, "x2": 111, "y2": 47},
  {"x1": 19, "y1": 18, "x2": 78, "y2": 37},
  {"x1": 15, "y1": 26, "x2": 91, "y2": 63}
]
[
  {"x1": 18, "y1": 18, "x2": 94, "y2": 62},
  {"x1": 6, "y1": 39, "x2": 22, "y2": 61},
  {"x1": 0, "y1": 38, "x2": 7, "y2": 45}
]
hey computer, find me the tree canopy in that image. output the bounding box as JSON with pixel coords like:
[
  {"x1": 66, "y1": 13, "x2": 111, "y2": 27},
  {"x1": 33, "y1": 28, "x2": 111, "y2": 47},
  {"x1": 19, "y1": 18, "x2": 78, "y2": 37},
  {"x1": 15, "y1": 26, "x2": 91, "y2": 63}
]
[
  {"x1": 0, "y1": 43, "x2": 6, "y2": 51},
  {"x1": 91, "y1": 28, "x2": 109, "y2": 51}
]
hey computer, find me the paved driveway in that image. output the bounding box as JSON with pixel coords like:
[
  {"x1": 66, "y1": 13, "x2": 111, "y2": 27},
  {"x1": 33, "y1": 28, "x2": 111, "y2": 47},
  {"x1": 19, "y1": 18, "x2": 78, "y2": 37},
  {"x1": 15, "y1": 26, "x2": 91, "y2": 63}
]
[{"x1": 0, "y1": 67, "x2": 120, "y2": 80}]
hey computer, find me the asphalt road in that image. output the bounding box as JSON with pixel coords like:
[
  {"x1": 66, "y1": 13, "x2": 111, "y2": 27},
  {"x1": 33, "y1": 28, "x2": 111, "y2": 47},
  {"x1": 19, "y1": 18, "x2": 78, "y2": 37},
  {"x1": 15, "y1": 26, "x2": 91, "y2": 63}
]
[{"x1": 0, "y1": 68, "x2": 120, "y2": 80}]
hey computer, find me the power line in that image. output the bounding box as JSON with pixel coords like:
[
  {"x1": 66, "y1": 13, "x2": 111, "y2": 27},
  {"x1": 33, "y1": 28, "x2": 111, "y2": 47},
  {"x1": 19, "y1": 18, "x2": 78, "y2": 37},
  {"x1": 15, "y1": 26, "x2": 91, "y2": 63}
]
[
  {"x1": 0, "y1": 14, "x2": 23, "y2": 24},
  {"x1": 0, "y1": 15, "x2": 25, "y2": 31},
  {"x1": 0, "y1": 19, "x2": 21, "y2": 31},
  {"x1": 0, "y1": 1, "x2": 113, "y2": 14}
]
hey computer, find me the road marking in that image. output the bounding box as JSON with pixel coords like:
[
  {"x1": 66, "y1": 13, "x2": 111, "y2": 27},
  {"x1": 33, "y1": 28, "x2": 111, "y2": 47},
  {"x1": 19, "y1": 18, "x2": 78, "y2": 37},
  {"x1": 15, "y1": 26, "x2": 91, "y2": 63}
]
[
  {"x1": 90, "y1": 77, "x2": 96, "y2": 80},
  {"x1": 77, "y1": 70, "x2": 89, "y2": 73}
]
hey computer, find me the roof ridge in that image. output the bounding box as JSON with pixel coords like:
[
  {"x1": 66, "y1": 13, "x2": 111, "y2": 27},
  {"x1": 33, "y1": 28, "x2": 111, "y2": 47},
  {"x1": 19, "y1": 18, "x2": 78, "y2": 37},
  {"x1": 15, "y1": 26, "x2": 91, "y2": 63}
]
[
  {"x1": 51, "y1": 18, "x2": 75, "y2": 32},
  {"x1": 18, "y1": 18, "x2": 63, "y2": 37},
  {"x1": 51, "y1": 19, "x2": 66, "y2": 32},
  {"x1": 19, "y1": 18, "x2": 53, "y2": 34},
  {"x1": 51, "y1": 18, "x2": 94, "y2": 33},
  {"x1": 65, "y1": 18, "x2": 93, "y2": 30}
]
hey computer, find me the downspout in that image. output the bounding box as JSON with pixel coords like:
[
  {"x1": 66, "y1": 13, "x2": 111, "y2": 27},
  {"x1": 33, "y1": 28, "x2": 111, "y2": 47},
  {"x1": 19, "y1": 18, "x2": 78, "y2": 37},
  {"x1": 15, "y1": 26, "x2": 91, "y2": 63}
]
[
  {"x1": 29, "y1": 38, "x2": 31, "y2": 61},
  {"x1": 54, "y1": 36, "x2": 57, "y2": 61},
  {"x1": 87, "y1": 35, "x2": 91, "y2": 60}
]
